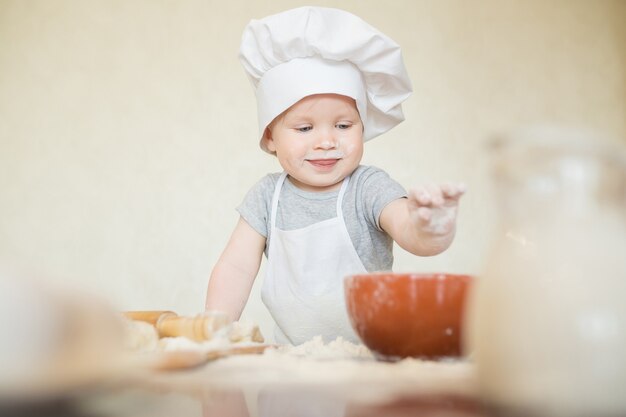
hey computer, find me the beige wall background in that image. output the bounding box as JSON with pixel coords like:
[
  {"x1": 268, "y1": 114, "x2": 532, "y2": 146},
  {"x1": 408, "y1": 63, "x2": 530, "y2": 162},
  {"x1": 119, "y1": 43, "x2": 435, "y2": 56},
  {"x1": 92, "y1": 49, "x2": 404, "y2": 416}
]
[{"x1": 1, "y1": 0, "x2": 625, "y2": 340}]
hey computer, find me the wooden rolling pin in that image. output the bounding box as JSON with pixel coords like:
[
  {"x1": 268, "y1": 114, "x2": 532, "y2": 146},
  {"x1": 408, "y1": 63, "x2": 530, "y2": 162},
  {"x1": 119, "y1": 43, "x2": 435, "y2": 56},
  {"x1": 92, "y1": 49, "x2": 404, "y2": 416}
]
[{"x1": 123, "y1": 310, "x2": 231, "y2": 342}]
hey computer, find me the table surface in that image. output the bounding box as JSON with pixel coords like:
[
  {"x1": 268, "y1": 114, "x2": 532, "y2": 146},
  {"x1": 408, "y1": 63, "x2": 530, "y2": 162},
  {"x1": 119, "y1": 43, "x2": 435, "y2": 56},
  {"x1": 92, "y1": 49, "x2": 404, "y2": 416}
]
[{"x1": 0, "y1": 349, "x2": 501, "y2": 417}]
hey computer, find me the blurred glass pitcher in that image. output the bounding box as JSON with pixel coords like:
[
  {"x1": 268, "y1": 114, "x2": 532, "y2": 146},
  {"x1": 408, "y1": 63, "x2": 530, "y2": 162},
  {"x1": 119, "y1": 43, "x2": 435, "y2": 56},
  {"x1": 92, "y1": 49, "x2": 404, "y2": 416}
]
[{"x1": 466, "y1": 126, "x2": 626, "y2": 416}]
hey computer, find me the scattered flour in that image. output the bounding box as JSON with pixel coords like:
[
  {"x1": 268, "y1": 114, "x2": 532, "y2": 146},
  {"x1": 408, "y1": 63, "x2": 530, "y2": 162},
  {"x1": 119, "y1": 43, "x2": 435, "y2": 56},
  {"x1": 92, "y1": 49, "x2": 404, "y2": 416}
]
[
  {"x1": 269, "y1": 336, "x2": 374, "y2": 360},
  {"x1": 123, "y1": 321, "x2": 475, "y2": 402},
  {"x1": 144, "y1": 336, "x2": 476, "y2": 405}
]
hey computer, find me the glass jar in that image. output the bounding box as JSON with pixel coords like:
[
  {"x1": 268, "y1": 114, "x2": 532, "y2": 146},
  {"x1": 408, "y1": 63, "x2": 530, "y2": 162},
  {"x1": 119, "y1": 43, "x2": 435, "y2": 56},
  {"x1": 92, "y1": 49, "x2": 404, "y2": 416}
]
[{"x1": 466, "y1": 126, "x2": 626, "y2": 416}]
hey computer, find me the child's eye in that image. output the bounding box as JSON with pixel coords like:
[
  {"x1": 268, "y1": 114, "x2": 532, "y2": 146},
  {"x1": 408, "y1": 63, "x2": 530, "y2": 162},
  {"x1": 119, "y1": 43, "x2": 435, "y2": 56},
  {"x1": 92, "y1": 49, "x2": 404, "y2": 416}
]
[
  {"x1": 336, "y1": 123, "x2": 352, "y2": 130},
  {"x1": 296, "y1": 126, "x2": 313, "y2": 132}
]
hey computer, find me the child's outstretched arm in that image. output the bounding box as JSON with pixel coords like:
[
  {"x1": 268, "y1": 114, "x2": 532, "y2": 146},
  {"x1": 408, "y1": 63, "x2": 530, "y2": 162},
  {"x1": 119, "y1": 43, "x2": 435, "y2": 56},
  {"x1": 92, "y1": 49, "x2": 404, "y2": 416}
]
[
  {"x1": 379, "y1": 183, "x2": 466, "y2": 256},
  {"x1": 205, "y1": 216, "x2": 266, "y2": 321}
]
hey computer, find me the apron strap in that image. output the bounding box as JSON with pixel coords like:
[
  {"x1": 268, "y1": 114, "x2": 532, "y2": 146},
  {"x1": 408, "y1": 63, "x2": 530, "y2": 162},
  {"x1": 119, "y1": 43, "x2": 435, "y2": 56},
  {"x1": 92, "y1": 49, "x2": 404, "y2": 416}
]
[
  {"x1": 336, "y1": 174, "x2": 351, "y2": 219},
  {"x1": 270, "y1": 172, "x2": 289, "y2": 230}
]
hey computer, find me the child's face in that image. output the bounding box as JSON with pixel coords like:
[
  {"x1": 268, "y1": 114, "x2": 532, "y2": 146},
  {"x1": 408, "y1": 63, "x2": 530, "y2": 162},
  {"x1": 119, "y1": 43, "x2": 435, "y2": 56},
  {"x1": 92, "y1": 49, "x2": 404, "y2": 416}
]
[{"x1": 265, "y1": 94, "x2": 364, "y2": 192}]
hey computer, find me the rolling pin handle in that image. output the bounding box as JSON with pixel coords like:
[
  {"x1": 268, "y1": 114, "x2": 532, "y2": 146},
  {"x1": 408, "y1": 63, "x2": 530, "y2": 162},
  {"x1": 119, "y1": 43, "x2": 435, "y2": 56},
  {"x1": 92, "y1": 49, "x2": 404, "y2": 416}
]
[{"x1": 122, "y1": 310, "x2": 177, "y2": 326}]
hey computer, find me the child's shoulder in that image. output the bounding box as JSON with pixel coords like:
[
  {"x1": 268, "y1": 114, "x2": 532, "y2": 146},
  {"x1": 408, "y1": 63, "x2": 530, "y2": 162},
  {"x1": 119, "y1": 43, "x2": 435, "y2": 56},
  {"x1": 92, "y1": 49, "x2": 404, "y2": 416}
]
[
  {"x1": 351, "y1": 165, "x2": 405, "y2": 196},
  {"x1": 354, "y1": 164, "x2": 388, "y2": 175},
  {"x1": 250, "y1": 172, "x2": 283, "y2": 189},
  {"x1": 242, "y1": 172, "x2": 283, "y2": 202},
  {"x1": 352, "y1": 165, "x2": 393, "y2": 182}
]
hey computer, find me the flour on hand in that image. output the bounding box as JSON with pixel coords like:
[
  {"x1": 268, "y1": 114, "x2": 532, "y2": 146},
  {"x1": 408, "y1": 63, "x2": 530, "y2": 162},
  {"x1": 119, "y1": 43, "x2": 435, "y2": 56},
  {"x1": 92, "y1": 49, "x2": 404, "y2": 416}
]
[
  {"x1": 158, "y1": 321, "x2": 265, "y2": 352},
  {"x1": 121, "y1": 318, "x2": 159, "y2": 352}
]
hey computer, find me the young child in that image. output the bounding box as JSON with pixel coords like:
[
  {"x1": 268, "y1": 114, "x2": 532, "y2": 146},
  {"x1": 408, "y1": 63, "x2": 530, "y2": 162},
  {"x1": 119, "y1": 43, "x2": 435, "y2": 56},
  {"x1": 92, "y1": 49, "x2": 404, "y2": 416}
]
[{"x1": 205, "y1": 6, "x2": 465, "y2": 345}]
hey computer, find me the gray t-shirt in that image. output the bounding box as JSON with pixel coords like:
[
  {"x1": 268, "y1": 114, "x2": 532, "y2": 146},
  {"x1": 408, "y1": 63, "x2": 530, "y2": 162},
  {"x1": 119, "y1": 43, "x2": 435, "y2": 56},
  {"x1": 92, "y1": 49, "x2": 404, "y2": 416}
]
[{"x1": 237, "y1": 165, "x2": 407, "y2": 272}]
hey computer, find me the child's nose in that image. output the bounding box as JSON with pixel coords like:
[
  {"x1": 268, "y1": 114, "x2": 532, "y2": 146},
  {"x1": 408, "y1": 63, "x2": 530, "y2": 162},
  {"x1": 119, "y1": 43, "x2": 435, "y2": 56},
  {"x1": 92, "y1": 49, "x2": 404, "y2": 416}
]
[{"x1": 314, "y1": 130, "x2": 337, "y2": 149}]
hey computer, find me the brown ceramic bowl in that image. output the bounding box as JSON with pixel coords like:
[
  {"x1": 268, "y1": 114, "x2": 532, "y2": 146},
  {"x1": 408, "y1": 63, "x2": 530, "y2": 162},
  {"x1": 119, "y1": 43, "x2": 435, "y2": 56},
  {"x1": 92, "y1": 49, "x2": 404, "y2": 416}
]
[{"x1": 344, "y1": 273, "x2": 473, "y2": 361}]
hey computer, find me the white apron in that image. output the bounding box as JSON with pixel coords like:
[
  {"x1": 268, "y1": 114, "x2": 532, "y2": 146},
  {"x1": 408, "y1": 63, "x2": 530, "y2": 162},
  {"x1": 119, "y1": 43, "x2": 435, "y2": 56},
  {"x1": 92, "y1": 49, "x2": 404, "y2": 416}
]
[{"x1": 261, "y1": 172, "x2": 367, "y2": 345}]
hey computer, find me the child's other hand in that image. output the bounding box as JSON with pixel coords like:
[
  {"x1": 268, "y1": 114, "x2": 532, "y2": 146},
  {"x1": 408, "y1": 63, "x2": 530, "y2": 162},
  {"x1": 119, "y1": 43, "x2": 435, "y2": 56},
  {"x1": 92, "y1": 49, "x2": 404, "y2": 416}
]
[{"x1": 407, "y1": 182, "x2": 466, "y2": 235}]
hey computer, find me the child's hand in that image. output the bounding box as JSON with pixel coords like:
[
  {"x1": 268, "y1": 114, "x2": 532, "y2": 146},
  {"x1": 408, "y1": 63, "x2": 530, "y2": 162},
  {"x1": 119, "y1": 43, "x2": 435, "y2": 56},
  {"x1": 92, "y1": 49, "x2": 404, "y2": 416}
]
[{"x1": 407, "y1": 182, "x2": 466, "y2": 236}]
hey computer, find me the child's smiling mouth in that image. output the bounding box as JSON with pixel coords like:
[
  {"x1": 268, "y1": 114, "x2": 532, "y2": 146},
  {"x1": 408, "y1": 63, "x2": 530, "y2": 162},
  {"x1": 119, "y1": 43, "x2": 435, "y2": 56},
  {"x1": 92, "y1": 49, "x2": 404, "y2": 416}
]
[{"x1": 306, "y1": 158, "x2": 340, "y2": 169}]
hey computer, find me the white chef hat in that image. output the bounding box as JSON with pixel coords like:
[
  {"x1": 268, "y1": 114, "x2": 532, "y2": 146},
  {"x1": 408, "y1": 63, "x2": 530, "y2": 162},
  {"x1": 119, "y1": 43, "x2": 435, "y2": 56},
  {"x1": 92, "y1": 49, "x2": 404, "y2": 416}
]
[{"x1": 239, "y1": 6, "x2": 413, "y2": 153}]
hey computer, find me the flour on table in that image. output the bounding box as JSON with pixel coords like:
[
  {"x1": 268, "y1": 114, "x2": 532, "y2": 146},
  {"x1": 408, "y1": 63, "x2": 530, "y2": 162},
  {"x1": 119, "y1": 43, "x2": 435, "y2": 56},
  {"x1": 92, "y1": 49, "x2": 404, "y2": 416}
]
[
  {"x1": 146, "y1": 336, "x2": 476, "y2": 404},
  {"x1": 270, "y1": 336, "x2": 373, "y2": 360}
]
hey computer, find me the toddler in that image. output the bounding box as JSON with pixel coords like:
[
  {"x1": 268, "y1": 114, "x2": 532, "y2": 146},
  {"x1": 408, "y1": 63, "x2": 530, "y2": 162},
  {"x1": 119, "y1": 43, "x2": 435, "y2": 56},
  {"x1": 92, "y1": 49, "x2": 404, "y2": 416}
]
[{"x1": 205, "y1": 7, "x2": 465, "y2": 345}]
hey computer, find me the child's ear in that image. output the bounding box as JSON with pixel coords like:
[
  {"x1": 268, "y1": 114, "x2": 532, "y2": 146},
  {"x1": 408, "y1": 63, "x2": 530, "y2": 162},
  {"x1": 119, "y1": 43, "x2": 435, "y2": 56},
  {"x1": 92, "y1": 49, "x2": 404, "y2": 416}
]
[{"x1": 264, "y1": 127, "x2": 277, "y2": 153}]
